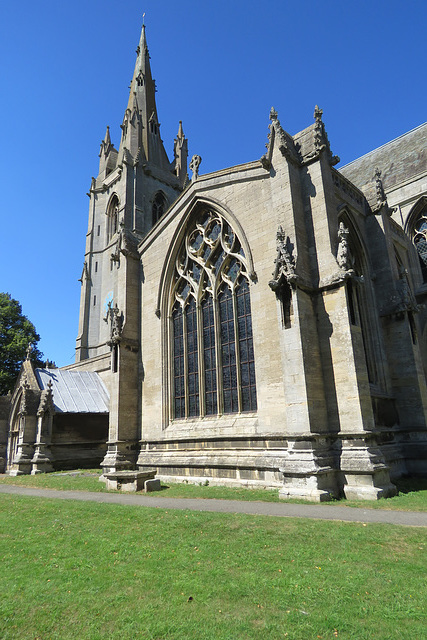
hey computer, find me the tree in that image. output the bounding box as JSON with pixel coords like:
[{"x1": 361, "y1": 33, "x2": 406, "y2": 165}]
[{"x1": 0, "y1": 293, "x2": 44, "y2": 395}]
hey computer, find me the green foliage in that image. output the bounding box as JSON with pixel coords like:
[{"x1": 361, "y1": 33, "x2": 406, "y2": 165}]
[
  {"x1": 0, "y1": 495, "x2": 426, "y2": 639},
  {"x1": 0, "y1": 292, "x2": 44, "y2": 394}
]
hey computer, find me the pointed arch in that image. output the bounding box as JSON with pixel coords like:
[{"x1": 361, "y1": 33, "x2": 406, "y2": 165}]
[
  {"x1": 404, "y1": 196, "x2": 427, "y2": 282},
  {"x1": 106, "y1": 193, "x2": 120, "y2": 243},
  {"x1": 159, "y1": 200, "x2": 257, "y2": 423},
  {"x1": 151, "y1": 191, "x2": 167, "y2": 226},
  {"x1": 338, "y1": 208, "x2": 380, "y2": 386}
]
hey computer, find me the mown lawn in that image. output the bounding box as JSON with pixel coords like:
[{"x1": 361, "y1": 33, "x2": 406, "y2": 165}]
[
  {"x1": 0, "y1": 494, "x2": 426, "y2": 640},
  {"x1": 1, "y1": 471, "x2": 427, "y2": 511}
]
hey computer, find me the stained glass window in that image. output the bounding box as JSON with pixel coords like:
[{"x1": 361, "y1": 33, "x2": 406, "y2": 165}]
[{"x1": 170, "y1": 209, "x2": 257, "y2": 419}]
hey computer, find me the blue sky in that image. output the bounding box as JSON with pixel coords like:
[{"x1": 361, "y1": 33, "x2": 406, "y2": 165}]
[{"x1": 1, "y1": 0, "x2": 426, "y2": 366}]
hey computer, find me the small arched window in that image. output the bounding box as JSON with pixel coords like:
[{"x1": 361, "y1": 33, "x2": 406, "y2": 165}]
[
  {"x1": 412, "y1": 209, "x2": 427, "y2": 282},
  {"x1": 152, "y1": 192, "x2": 166, "y2": 226},
  {"x1": 106, "y1": 195, "x2": 119, "y2": 242},
  {"x1": 169, "y1": 209, "x2": 257, "y2": 420}
]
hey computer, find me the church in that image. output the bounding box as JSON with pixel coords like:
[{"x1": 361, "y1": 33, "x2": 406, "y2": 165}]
[{"x1": 3, "y1": 24, "x2": 427, "y2": 501}]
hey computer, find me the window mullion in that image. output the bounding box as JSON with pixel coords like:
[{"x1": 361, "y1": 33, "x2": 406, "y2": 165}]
[
  {"x1": 168, "y1": 313, "x2": 174, "y2": 422},
  {"x1": 213, "y1": 295, "x2": 223, "y2": 415},
  {"x1": 183, "y1": 308, "x2": 189, "y2": 418},
  {"x1": 197, "y1": 303, "x2": 205, "y2": 417},
  {"x1": 232, "y1": 286, "x2": 243, "y2": 413}
]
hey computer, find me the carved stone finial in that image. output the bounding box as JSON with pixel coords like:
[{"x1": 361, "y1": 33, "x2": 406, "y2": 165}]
[
  {"x1": 374, "y1": 167, "x2": 387, "y2": 206},
  {"x1": 190, "y1": 155, "x2": 202, "y2": 182},
  {"x1": 269, "y1": 107, "x2": 278, "y2": 121},
  {"x1": 336, "y1": 221, "x2": 350, "y2": 270},
  {"x1": 78, "y1": 261, "x2": 90, "y2": 284},
  {"x1": 314, "y1": 105, "x2": 323, "y2": 122},
  {"x1": 37, "y1": 379, "x2": 55, "y2": 417},
  {"x1": 25, "y1": 344, "x2": 33, "y2": 360},
  {"x1": 269, "y1": 226, "x2": 296, "y2": 291}
]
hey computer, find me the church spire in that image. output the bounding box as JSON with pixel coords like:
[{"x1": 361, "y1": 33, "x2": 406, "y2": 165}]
[{"x1": 118, "y1": 23, "x2": 171, "y2": 171}]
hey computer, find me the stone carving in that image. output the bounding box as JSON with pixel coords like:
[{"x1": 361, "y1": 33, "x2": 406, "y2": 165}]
[
  {"x1": 19, "y1": 375, "x2": 30, "y2": 417},
  {"x1": 104, "y1": 301, "x2": 124, "y2": 346},
  {"x1": 189, "y1": 155, "x2": 202, "y2": 181},
  {"x1": 313, "y1": 105, "x2": 324, "y2": 154},
  {"x1": 397, "y1": 265, "x2": 419, "y2": 313},
  {"x1": 372, "y1": 167, "x2": 396, "y2": 216},
  {"x1": 304, "y1": 105, "x2": 339, "y2": 166},
  {"x1": 111, "y1": 221, "x2": 139, "y2": 264},
  {"x1": 269, "y1": 226, "x2": 297, "y2": 290},
  {"x1": 78, "y1": 261, "x2": 90, "y2": 283},
  {"x1": 336, "y1": 222, "x2": 350, "y2": 270},
  {"x1": 374, "y1": 168, "x2": 387, "y2": 209},
  {"x1": 37, "y1": 380, "x2": 55, "y2": 417},
  {"x1": 261, "y1": 108, "x2": 300, "y2": 168},
  {"x1": 380, "y1": 264, "x2": 419, "y2": 317}
]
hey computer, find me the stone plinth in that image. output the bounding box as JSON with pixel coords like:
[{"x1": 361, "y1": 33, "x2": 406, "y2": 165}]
[{"x1": 104, "y1": 469, "x2": 157, "y2": 492}]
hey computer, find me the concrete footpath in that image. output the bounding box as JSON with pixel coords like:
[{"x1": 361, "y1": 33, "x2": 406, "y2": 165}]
[{"x1": 1, "y1": 484, "x2": 427, "y2": 527}]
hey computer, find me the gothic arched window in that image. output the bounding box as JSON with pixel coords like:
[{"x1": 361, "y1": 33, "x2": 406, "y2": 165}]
[
  {"x1": 107, "y1": 195, "x2": 119, "y2": 242},
  {"x1": 340, "y1": 217, "x2": 379, "y2": 386},
  {"x1": 152, "y1": 192, "x2": 166, "y2": 226},
  {"x1": 412, "y1": 209, "x2": 427, "y2": 282},
  {"x1": 169, "y1": 209, "x2": 257, "y2": 420}
]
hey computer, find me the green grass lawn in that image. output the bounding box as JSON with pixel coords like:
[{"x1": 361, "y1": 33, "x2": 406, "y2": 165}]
[
  {"x1": 1, "y1": 471, "x2": 427, "y2": 511},
  {"x1": 0, "y1": 494, "x2": 426, "y2": 640}
]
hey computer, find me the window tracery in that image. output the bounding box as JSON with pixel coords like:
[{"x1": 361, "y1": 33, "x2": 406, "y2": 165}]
[
  {"x1": 412, "y1": 210, "x2": 427, "y2": 282},
  {"x1": 169, "y1": 209, "x2": 257, "y2": 419}
]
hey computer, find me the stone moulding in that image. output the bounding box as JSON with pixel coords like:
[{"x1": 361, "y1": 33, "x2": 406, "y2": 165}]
[{"x1": 135, "y1": 429, "x2": 402, "y2": 501}]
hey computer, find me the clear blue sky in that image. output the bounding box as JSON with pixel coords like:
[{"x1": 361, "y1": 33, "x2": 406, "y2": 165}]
[{"x1": 1, "y1": 0, "x2": 426, "y2": 366}]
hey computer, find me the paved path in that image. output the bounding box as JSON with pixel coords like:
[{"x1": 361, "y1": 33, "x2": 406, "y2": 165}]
[{"x1": 1, "y1": 485, "x2": 426, "y2": 526}]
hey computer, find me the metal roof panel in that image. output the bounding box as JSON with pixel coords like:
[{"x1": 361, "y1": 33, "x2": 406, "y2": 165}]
[{"x1": 35, "y1": 369, "x2": 109, "y2": 413}]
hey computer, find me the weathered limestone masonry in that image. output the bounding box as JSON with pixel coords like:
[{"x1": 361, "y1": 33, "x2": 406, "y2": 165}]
[{"x1": 5, "y1": 24, "x2": 427, "y2": 500}]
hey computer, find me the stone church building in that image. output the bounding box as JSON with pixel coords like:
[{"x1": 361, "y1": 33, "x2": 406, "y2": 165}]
[{"x1": 3, "y1": 25, "x2": 427, "y2": 500}]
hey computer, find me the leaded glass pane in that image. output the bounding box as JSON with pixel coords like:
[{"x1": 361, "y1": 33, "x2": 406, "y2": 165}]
[
  {"x1": 202, "y1": 296, "x2": 217, "y2": 415},
  {"x1": 219, "y1": 287, "x2": 238, "y2": 413},
  {"x1": 236, "y1": 279, "x2": 257, "y2": 411},
  {"x1": 186, "y1": 298, "x2": 199, "y2": 417},
  {"x1": 173, "y1": 303, "x2": 185, "y2": 418}
]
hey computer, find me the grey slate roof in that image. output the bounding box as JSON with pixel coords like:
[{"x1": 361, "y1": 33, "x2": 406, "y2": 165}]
[
  {"x1": 35, "y1": 369, "x2": 109, "y2": 414},
  {"x1": 339, "y1": 123, "x2": 427, "y2": 208}
]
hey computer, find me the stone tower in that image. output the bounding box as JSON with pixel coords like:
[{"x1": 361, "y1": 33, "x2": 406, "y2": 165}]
[{"x1": 76, "y1": 24, "x2": 188, "y2": 471}]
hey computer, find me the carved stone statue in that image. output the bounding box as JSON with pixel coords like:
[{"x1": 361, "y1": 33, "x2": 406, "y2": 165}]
[
  {"x1": 269, "y1": 226, "x2": 296, "y2": 291},
  {"x1": 336, "y1": 222, "x2": 350, "y2": 270},
  {"x1": 104, "y1": 301, "x2": 124, "y2": 346},
  {"x1": 189, "y1": 155, "x2": 202, "y2": 182}
]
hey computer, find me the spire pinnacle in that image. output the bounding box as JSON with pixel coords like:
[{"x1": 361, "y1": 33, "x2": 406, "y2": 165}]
[
  {"x1": 118, "y1": 23, "x2": 171, "y2": 170},
  {"x1": 104, "y1": 125, "x2": 111, "y2": 145}
]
